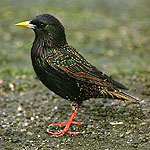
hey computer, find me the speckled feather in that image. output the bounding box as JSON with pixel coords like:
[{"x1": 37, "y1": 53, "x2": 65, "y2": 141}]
[{"x1": 30, "y1": 14, "x2": 138, "y2": 104}]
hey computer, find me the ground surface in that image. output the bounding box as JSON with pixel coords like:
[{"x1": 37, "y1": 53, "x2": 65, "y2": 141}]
[{"x1": 0, "y1": 0, "x2": 150, "y2": 149}]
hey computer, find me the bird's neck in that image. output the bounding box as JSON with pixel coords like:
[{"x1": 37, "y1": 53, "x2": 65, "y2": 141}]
[
  {"x1": 31, "y1": 34, "x2": 67, "y2": 57},
  {"x1": 34, "y1": 29, "x2": 67, "y2": 48}
]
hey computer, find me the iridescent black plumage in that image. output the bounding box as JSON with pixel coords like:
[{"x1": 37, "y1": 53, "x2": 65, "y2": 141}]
[
  {"x1": 30, "y1": 14, "x2": 138, "y2": 104},
  {"x1": 16, "y1": 14, "x2": 139, "y2": 136}
]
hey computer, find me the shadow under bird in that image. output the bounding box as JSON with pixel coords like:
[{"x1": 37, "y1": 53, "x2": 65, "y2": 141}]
[{"x1": 15, "y1": 14, "x2": 139, "y2": 136}]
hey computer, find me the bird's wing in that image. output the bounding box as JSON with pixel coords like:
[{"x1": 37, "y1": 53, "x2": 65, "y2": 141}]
[{"x1": 46, "y1": 47, "x2": 128, "y2": 90}]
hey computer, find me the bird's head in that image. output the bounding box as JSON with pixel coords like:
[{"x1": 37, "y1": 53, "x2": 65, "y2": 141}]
[{"x1": 16, "y1": 14, "x2": 66, "y2": 47}]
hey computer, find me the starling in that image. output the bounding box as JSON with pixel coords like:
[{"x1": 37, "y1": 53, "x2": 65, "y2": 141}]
[{"x1": 16, "y1": 14, "x2": 139, "y2": 136}]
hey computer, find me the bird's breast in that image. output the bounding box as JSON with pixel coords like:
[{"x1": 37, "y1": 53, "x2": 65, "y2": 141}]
[{"x1": 31, "y1": 55, "x2": 83, "y2": 102}]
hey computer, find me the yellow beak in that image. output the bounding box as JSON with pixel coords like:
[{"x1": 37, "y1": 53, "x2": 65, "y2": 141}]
[{"x1": 15, "y1": 21, "x2": 35, "y2": 29}]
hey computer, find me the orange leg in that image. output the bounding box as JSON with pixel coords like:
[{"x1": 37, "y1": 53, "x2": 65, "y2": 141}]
[{"x1": 47, "y1": 104, "x2": 82, "y2": 136}]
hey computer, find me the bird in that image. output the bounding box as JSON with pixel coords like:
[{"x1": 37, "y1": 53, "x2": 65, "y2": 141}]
[{"x1": 15, "y1": 14, "x2": 139, "y2": 136}]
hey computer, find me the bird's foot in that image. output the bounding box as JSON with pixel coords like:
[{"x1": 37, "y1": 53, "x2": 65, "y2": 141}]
[
  {"x1": 47, "y1": 129, "x2": 79, "y2": 137},
  {"x1": 47, "y1": 103, "x2": 82, "y2": 137},
  {"x1": 48, "y1": 120, "x2": 83, "y2": 127},
  {"x1": 47, "y1": 120, "x2": 83, "y2": 136}
]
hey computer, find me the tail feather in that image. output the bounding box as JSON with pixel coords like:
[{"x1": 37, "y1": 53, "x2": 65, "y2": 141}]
[{"x1": 107, "y1": 90, "x2": 139, "y2": 103}]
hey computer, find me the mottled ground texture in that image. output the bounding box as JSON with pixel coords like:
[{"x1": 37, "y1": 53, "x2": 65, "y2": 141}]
[{"x1": 0, "y1": 0, "x2": 150, "y2": 149}]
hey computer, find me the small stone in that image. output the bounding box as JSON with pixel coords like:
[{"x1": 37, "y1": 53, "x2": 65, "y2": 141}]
[
  {"x1": 16, "y1": 118, "x2": 20, "y2": 121},
  {"x1": 126, "y1": 130, "x2": 131, "y2": 135},
  {"x1": 27, "y1": 131, "x2": 33, "y2": 136},
  {"x1": 31, "y1": 117, "x2": 34, "y2": 120},
  {"x1": 36, "y1": 116, "x2": 39, "y2": 119},
  {"x1": 110, "y1": 122, "x2": 123, "y2": 125},
  {"x1": 120, "y1": 134, "x2": 124, "y2": 138},
  {"x1": 45, "y1": 117, "x2": 51, "y2": 121},
  {"x1": 16, "y1": 113, "x2": 22, "y2": 116},
  {"x1": 9, "y1": 83, "x2": 15, "y2": 91},
  {"x1": 20, "y1": 129, "x2": 26, "y2": 132},
  {"x1": 54, "y1": 106, "x2": 58, "y2": 110},
  {"x1": 140, "y1": 100, "x2": 145, "y2": 104},
  {"x1": 18, "y1": 106, "x2": 23, "y2": 112},
  {"x1": 23, "y1": 122, "x2": 28, "y2": 126},
  {"x1": 38, "y1": 135, "x2": 40, "y2": 138},
  {"x1": 140, "y1": 122, "x2": 146, "y2": 125}
]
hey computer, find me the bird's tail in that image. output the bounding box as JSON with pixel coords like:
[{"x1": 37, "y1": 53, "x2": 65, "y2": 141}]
[{"x1": 106, "y1": 89, "x2": 139, "y2": 103}]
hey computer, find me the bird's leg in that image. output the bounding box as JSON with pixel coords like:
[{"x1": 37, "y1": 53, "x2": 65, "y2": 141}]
[
  {"x1": 47, "y1": 103, "x2": 82, "y2": 136},
  {"x1": 48, "y1": 102, "x2": 83, "y2": 127}
]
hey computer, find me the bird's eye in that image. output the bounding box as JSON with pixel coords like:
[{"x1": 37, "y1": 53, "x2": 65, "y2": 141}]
[{"x1": 39, "y1": 23, "x2": 45, "y2": 28}]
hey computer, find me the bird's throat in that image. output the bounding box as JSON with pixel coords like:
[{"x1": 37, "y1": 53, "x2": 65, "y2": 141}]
[{"x1": 31, "y1": 29, "x2": 67, "y2": 58}]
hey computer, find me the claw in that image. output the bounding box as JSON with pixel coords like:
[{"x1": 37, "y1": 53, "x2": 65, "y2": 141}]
[{"x1": 47, "y1": 129, "x2": 80, "y2": 136}]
